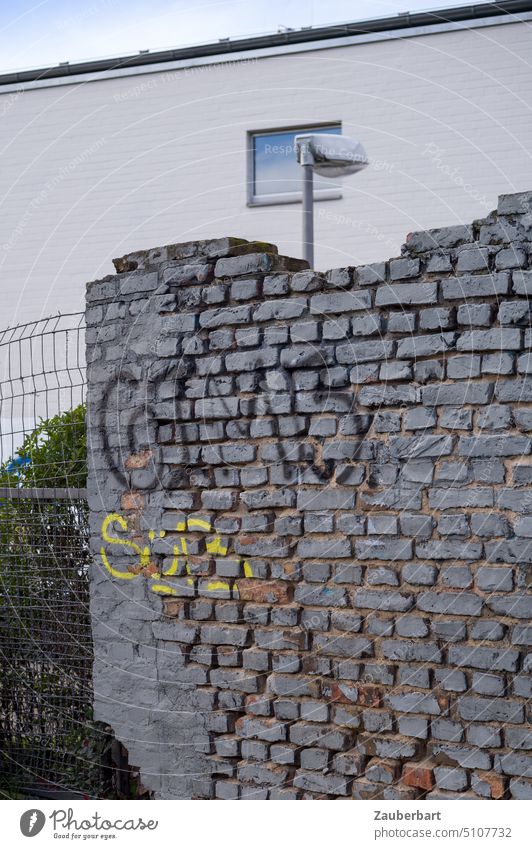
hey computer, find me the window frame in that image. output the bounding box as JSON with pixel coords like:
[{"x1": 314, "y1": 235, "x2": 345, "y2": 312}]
[{"x1": 246, "y1": 122, "x2": 343, "y2": 207}]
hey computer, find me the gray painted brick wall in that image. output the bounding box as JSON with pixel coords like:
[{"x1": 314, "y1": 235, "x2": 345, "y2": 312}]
[{"x1": 87, "y1": 195, "x2": 532, "y2": 801}]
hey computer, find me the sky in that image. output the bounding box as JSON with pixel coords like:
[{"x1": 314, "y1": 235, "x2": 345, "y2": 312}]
[{"x1": 0, "y1": 0, "x2": 494, "y2": 72}]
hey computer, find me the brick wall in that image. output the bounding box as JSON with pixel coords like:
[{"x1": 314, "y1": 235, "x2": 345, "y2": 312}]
[{"x1": 86, "y1": 190, "x2": 532, "y2": 800}]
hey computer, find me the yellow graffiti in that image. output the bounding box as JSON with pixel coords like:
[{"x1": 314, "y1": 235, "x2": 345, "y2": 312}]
[
  {"x1": 204, "y1": 580, "x2": 231, "y2": 593},
  {"x1": 150, "y1": 584, "x2": 178, "y2": 596},
  {"x1": 188, "y1": 518, "x2": 210, "y2": 531},
  {"x1": 100, "y1": 513, "x2": 142, "y2": 580},
  {"x1": 206, "y1": 537, "x2": 228, "y2": 556},
  {"x1": 100, "y1": 512, "x2": 253, "y2": 597},
  {"x1": 163, "y1": 534, "x2": 187, "y2": 578}
]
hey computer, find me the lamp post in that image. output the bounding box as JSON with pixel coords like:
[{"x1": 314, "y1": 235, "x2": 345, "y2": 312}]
[{"x1": 294, "y1": 133, "x2": 369, "y2": 267}]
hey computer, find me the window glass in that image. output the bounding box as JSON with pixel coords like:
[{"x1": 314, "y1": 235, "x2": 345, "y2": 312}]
[{"x1": 252, "y1": 125, "x2": 341, "y2": 199}]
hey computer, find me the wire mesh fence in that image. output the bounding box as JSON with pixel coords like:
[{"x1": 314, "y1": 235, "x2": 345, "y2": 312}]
[
  {"x1": 0, "y1": 313, "x2": 85, "y2": 470},
  {"x1": 0, "y1": 487, "x2": 115, "y2": 797},
  {"x1": 0, "y1": 313, "x2": 120, "y2": 798}
]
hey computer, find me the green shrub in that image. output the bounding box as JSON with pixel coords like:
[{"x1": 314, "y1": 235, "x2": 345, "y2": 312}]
[{"x1": 0, "y1": 404, "x2": 86, "y2": 488}]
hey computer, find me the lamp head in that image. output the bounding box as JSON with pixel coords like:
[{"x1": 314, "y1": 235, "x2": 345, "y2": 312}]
[{"x1": 295, "y1": 133, "x2": 369, "y2": 177}]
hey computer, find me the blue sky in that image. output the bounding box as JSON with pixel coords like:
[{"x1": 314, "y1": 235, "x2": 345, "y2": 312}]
[{"x1": 0, "y1": 0, "x2": 494, "y2": 72}]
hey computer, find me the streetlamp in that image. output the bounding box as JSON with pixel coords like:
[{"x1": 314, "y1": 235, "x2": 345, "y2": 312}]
[{"x1": 294, "y1": 133, "x2": 369, "y2": 267}]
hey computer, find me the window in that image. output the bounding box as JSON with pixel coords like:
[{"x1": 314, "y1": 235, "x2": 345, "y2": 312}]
[{"x1": 247, "y1": 124, "x2": 342, "y2": 206}]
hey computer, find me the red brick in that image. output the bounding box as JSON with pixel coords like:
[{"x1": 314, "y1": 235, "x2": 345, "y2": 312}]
[
  {"x1": 125, "y1": 449, "x2": 153, "y2": 469},
  {"x1": 162, "y1": 599, "x2": 185, "y2": 617},
  {"x1": 323, "y1": 681, "x2": 358, "y2": 704},
  {"x1": 357, "y1": 685, "x2": 382, "y2": 708},
  {"x1": 121, "y1": 491, "x2": 145, "y2": 510},
  {"x1": 478, "y1": 772, "x2": 506, "y2": 799},
  {"x1": 236, "y1": 579, "x2": 291, "y2": 604},
  {"x1": 403, "y1": 763, "x2": 435, "y2": 791}
]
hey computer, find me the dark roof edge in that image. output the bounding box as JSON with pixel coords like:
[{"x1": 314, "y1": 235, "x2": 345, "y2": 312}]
[{"x1": 1, "y1": 1, "x2": 531, "y2": 86}]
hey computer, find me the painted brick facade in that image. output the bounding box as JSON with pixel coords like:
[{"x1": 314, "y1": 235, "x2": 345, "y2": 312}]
[{"x1": 2, "y1": 15, "x2": 532, "y2": 326}]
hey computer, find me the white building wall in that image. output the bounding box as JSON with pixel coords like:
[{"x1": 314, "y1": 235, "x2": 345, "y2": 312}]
[{"x1": 0, "y1": 17, "x2": 531, "y2": 326}]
